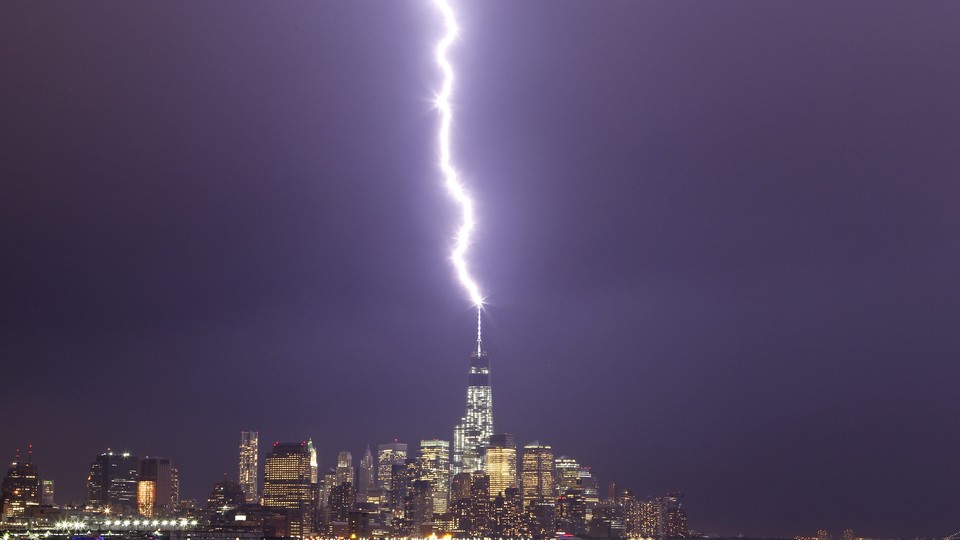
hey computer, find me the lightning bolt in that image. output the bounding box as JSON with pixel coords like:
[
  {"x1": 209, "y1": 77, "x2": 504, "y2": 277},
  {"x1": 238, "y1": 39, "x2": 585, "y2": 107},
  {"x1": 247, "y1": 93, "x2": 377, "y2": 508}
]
[{"x1": 433, "y1": 0, "x2": 484, "y2": 344}]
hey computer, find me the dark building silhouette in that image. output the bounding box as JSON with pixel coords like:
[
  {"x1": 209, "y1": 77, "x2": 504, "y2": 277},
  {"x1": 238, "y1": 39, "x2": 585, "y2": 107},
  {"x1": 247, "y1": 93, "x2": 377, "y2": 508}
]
[
  {"x1": 207, "y1": 479, "x2": 246, "y2": 513},
  {"x1": 86, "y1": 450, "x2": 139, "y2": 513},
  {"x1": 449, "y1": 472, "x2": 472, "y2": 535},
  {"x1": 389, "y1": 458, "x2": 417, "y2": 526},
  {"x1": 467, "y1": 471, "x2": 491, "y2": 537},
  {"x1": 557, "y1": 488, "x2": 588, "y2": 536},
  {"x1": 356, "y1": 446, "x2": 375, "y2": 503},
  {"x1": 328, "y1": 482, "x2": 355, "y2": 523},
  {"x1": 398, "y1": 479, "x2": 433, "y2": 537}
]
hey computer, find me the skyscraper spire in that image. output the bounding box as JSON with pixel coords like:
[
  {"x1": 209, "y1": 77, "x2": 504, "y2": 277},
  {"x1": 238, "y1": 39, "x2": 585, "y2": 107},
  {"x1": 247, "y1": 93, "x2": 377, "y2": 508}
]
[{"x1": 476, "y1": 306, "x2": 483, "y2": 355}]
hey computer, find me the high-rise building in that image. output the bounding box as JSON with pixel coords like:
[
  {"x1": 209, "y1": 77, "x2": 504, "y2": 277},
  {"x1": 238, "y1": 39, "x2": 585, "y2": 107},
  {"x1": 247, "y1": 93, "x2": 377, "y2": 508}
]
[
  {"x1": 588, "y1": 499, "x2": 625, "y2": 538},
  {"x1": 1, "y1": 449, "x2": 41, "y2": 519},
  {"x1": 390, "y1": 459, "x2": 418, "y2": 522},
  {"x1": 401, "y1": 480, "x2": 434, "y2": 537},
  {"x1": 328, "y1": 482, "x2": 355, "y2": 523},
  {"x1": 336, "y1": 451, "x2": 354, "y2": 487},
  {"x1": 263, "y1": 441, "x2": 319, "y2": 539},
  {"x1": 554, "y1": 456, "x2": 580, "y2": 493},
  {"x1": 557, "y1": 488, "x2": 588, "y2": 536},
  {"x1": 637, "y1": 497, "x2": 660, "y2": 537},
  {"x1": 653, "y1": 493, "x2": 687, "y2": 538},
  {"x1": 376, "y1": 441, "x2": 407, "y2": 497},
  {"x1": 320, "y1": 469, "x2": 337, "y2": 512},
  {"x1": 467, "y1": 471, "x2": 491, "y2": 536},
  {"x1": 357, "y1": 446, "x2": 375, "y2": 502},
  {"x1": 486, "y1": 434, "x2": 517, "y2": 499},
  {"x1": 418, "y1": 440, "x2": 450, "y2": 514},
  {"x1": 521, "y1": 442, "x2": 555, "y2": 509},
  {"x1": 449, "y1": 472, "x2": 473, "y2": 535},
  {"x1": 138, "y1": 457, "x2": 174, "y2": 517},
  {"x1": 41, "y1": 479, "x2": 54, "y2": 506},
  {"x1": 491, "y1": 486, "x2": 524, "y2": 537},
  {"x1": 206, "y1": 480, "x2": 245, "y2": 512},
  {"x1": 239, "y1": 431, "x2": 259, "y2": 505},
  {"x1": 578, "y1": 466, "x2": 599, "y2": 504},
  {"x1": 170, "y1": 468, "x2": 179, "y2": 507},
  {"x1": 452, "y1": 338, "x2": 493, "y2": 475},
  {"x1": 620, "y1": 489, "x2": 639, "y2": 537},
  {"x1": 86, "y1": 450, "x2": 139, "y2": 513}
]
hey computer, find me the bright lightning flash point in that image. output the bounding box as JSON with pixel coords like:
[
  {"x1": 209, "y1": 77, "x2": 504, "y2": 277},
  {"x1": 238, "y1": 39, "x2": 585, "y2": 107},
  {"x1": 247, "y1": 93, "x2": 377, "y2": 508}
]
[{"x1": 433, "y1": 0, "x2": 485, "y2": 344}]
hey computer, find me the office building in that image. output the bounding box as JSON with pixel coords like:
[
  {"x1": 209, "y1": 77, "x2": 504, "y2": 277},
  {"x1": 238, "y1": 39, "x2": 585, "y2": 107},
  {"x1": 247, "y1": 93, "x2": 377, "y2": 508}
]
[
  {"x1": 555, "y1": 456, "x2": 580, "y2": 493},
  {"x1": 390, "y1": 459, "x2": 418, "y2": 521},
  {"x1": 41, "y1": 479, "x2": 54, "y2": 506},
  {"x1": 376, "y1": 441, "x2": 407, "y2": 496},
  {"x1": 336, "y1": 451, "x2": 354, "y2": 487},
  {"x1": 239, "y1": 431, "x2": 259, "y2": 505},
  {"x1": 86, "y1": 450, "x2": 139, "y2": 513},
  {"x1": 1, "y1": 449, "x2": 41, "y2": 519},
  {"x1": 418, "y1": 439, "x2": 450, "y2": 514},
  {"x1": 138, "y1": 457, "x2": 174, "y2": 517},
  {"x1": 485, "y1": 434, "x2": 517, "y2": 499},
  {"x1": 578, "y1": 466, "x2": 600, "y2": 504},
  {"x1": 452, "y1": 338, "x2": 493, "y2": 475},
  {"x1": 206, "y1": 479, "x2": 245, "y2": 513},
  {"x1": 357, "y1": 446, "x2": 375, "y2": 502},
  {"x1": 328, "y1": 483, "x2": 355, "y2": 523},
  {"x1": 468, "y1": 471, "x2": 491, "y2": 536},
  {"x1": 263, "y1": 440, "x2": 319, "y2": 539},
  {"x1": 521, "y1": 442, "x2": 555, "y2": 508}
]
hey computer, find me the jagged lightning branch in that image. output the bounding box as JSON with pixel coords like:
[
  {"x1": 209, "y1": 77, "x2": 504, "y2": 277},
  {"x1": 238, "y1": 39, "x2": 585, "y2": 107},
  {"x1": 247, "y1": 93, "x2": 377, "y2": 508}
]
[{"x1": 433, "y1": 0, "x2": 484, "y2": 346}]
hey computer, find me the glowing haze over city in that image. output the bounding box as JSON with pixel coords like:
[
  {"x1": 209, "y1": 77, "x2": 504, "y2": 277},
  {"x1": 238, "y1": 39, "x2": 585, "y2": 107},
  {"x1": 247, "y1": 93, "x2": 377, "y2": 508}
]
[{"x1": 1, "y1": 1, "x2": 959, "y2": 539}]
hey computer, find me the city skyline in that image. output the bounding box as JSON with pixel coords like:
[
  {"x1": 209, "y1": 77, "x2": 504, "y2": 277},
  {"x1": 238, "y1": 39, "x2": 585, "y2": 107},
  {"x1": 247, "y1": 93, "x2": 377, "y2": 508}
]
[{"x1": 2, "y1": 1, "x2": 959, "y2": 537}]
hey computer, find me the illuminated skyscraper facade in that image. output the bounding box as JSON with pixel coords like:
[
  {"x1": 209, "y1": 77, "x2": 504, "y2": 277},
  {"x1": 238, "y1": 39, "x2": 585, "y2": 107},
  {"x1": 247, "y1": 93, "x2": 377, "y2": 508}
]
[
  {"x1": 486, "y1": 434, "x2": 517, "y2": 499},
  {"x1": 554, "y1": 456, "x2": 580, "y2": 493},
  {"x1": 418, "y1": 439, "x2": 450, "y2": 514},
  {"x1": 452, "y1": 340, "x2": 493, "y2": 475},
  {"x1": 376, "y1": 442, "x2": 407, "y2": 497},
  {"x1": 336, "y1": 451, "x2": 354, "y2": 486},
  {"x1": 1, "y1": 454, "x2": 40, "y2": 519},
  {"x1": 137, "y1": 457, "x2": 173, "y2": 517},
  {"x1": 239, "y1": 431, "x2": 259, "y2": 505},
  {"x1": 521, "y1": 442, "x2": 555, "y2": 508},
  {"x1": 263, "y1": 440, "x2": 319, "y2": 539}
]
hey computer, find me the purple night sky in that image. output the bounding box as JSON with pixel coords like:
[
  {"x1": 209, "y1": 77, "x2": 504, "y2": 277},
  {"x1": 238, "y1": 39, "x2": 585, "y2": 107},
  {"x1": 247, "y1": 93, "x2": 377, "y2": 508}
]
[{"x1": 2, "y1": 1, "x2": 959, "y2": 536}]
